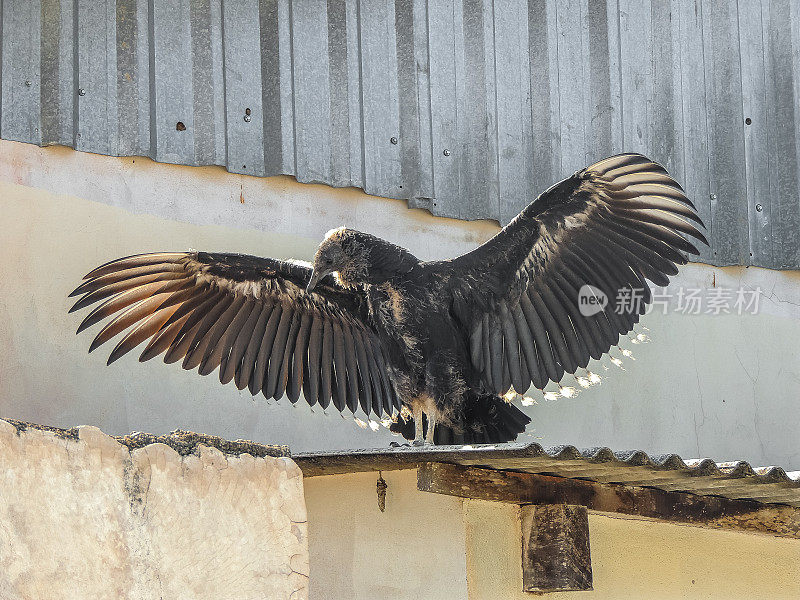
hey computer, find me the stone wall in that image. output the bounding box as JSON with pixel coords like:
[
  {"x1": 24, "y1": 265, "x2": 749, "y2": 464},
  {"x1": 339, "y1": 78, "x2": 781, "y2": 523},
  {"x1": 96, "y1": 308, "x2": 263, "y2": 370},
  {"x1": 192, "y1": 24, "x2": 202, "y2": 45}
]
[{"x1": 0, "y1": 420, "x2": 308, "y2": 600}]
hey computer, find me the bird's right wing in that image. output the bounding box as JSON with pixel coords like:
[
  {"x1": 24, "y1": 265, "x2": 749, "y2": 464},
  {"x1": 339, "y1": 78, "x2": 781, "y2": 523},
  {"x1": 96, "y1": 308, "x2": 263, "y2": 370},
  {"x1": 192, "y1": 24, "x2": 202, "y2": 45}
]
[
  {"x1": 69, "y1": 251, "x2": 399, "y2": 417},
  {"x1": 444, "y1": 153, "x2": 707, "y2": 395}
]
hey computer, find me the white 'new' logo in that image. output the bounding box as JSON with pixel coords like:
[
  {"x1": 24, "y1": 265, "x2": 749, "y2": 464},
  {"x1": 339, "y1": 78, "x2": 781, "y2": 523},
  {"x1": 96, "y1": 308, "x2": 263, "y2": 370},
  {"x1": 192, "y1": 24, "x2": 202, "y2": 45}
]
[{"x1": 577, "y1": 284, "x2": 608, "y2": 316}]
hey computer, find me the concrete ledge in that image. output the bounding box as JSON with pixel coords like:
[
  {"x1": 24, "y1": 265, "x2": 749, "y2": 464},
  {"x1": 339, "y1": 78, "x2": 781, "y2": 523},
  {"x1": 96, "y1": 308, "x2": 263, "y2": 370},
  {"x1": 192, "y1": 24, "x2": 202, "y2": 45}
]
[
  {"x1": 5, "y1": 419, "x2": 291, "y2": 458},
  {"x1": 0, "y1": 419, "x2": 308, "y2": 600}
]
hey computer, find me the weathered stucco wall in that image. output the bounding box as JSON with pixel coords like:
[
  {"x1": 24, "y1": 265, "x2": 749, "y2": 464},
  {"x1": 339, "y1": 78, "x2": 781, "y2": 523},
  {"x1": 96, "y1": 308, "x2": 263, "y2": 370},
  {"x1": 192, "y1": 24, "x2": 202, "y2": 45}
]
[
  {"x1": 0, "y1": 419, "x2": 308, "y2": 600},
  {"x1": 304, "y1": 469, "x2": 468, "y2": 600},
  {"x1": 463, "y1": 498, "x2": 800, "y2": 600},
  {"x1": 305, "y1": 470, "x2": 800, "y2": 600},
  {"x1": 0, "y1": 139, "x2": 798, "y2": 468}
]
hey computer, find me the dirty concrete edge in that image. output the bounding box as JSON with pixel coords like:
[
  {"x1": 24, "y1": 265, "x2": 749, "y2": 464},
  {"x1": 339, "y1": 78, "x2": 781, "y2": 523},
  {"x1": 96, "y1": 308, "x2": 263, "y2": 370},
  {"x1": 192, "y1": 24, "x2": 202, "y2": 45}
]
[{"x1": 2, "y1": 418, "x2": 290, "y2": 458}]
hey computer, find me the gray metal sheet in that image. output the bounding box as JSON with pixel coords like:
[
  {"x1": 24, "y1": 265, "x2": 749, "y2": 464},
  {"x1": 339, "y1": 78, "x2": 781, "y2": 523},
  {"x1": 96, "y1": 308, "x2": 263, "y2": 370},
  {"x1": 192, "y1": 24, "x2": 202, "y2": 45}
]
[{"x1": 1, "y1": 0, "x2": 798, "y2": 268}]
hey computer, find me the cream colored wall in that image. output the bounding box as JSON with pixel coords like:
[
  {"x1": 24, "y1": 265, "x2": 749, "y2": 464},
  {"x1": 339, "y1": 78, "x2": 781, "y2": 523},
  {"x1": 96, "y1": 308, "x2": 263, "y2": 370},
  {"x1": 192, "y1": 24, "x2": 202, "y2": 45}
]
[
  {"x1": 0, "y1": 419, "x2": 308, "y2": 600},
  {"x1": 306, "y1": 470, "x2": 800, "y2": 600},
  {"x1": 464, "y1": 499, "x2": 800, "y2": 600},
  {"x1": 303, "y1": 470, "x2": 468, "y2": 600},
  {"x1": 0, "y1": 139, "x2": 799, "y2": 467}
]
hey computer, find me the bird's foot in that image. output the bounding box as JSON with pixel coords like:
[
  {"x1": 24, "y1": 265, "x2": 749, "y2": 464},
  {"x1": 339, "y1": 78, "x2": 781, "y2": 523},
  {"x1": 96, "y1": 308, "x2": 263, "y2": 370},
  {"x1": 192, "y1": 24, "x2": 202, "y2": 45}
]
[{"x1": 411, "y1": 439, "x2": 432, "y2": 447}]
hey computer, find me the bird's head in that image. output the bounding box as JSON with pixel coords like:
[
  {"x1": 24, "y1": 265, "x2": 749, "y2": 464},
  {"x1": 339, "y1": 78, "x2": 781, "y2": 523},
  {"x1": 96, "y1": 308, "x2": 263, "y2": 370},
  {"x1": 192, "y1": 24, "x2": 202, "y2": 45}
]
[{"x1": 306, "y1": 227, "x2": 370, "y2": 293}]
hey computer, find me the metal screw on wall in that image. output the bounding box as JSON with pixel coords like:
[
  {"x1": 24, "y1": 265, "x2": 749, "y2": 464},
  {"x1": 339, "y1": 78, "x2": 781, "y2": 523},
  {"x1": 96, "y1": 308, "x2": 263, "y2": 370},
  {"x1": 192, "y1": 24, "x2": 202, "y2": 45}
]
[
  {"x1": 443, "y1": 149, "x2": 451, "y2": 156},
  {"x1": 24, "y1": 80, "x2": 32, "y2": 87},
  {"x1": 710, "y1": 193, "x2": 717, "y2": 200},
  {"x1": 244, "y1": 115, "x2": 251, "y2": 122},
  {"x1": 78, "y1": 88, "x2": 86, "y2": 96},
  {"x1": 390, "y1": 137, "x2": 398, "y2": 145},
  {"x1": 755, "y1": 204, "x2": 763, "y2": 212}
]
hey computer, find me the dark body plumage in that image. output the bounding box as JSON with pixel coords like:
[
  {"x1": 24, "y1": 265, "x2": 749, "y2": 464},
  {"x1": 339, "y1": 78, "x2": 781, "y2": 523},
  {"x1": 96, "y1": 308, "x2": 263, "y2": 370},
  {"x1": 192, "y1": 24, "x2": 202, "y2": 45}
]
[{"x1": 69, "y1": 154, "x2": 707, "y2": 445}]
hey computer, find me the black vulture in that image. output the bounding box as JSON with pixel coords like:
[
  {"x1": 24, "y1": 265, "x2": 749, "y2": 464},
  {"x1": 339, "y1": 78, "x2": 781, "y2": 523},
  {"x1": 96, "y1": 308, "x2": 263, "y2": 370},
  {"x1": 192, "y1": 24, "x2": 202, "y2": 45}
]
[{"x1": 69, "y1": 153, "x2": 706, "y2": 445}]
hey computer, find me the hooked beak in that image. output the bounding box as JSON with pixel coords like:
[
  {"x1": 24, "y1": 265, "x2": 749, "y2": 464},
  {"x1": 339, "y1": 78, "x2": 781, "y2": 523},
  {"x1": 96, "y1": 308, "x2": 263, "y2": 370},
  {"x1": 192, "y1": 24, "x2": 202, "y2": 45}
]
[{"x1": 306, "y1": 269, "x2": 323, "y2": 294}]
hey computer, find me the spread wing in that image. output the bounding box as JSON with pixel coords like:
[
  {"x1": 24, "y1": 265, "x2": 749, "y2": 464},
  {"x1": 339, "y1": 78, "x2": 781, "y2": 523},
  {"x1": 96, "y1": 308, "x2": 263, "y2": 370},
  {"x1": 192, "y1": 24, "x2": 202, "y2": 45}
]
[
  {"x1": 69, "y1": 251, "x2": 399, "y2": 417},
  {"x1": 445, "y1": 153, "x2": 707, "y2": 395}
]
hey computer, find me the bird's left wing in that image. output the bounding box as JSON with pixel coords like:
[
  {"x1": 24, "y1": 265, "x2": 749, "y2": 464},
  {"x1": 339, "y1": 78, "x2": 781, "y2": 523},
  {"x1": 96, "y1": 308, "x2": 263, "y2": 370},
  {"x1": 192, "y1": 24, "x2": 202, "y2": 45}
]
[
  {"x1": 69, "y1": 251, "x2": 399, "y2": 417},
  {"x1": 443, "y1": 153, "x2": 707, "y2": 395}
]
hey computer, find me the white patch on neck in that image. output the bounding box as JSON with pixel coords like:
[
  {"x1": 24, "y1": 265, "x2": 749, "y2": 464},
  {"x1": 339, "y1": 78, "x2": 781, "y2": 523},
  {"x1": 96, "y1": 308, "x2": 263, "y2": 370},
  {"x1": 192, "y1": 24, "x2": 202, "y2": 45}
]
[{"x1": 285, "y1": 258, "x2": 312, "y2": 268}]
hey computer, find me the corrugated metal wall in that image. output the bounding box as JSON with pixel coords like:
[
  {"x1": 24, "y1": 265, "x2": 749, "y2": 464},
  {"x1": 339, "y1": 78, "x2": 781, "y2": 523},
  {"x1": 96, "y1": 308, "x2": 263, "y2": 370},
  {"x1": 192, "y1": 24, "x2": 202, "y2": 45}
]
[{"x1": 1, "y1": 0, "x2": 798, "y2": 268}]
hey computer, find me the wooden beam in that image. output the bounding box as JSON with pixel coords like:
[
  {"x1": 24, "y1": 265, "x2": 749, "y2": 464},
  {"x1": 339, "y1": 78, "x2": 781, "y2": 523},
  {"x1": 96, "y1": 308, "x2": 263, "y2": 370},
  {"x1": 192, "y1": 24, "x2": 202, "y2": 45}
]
[
  {"x1": 521, "y1": 504, "x2": 592, "y2": 592},
  {"x1": 417, "y1": 462, "x2": 800, "y2": 539}
]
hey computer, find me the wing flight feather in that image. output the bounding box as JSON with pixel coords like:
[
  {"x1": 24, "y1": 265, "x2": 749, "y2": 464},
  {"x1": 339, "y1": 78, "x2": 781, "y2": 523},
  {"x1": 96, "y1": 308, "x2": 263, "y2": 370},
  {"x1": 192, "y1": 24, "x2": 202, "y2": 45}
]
[
  {"x1": 446, "y1": 153, "x2": 707, "y2": 395},
  {"x1": 70, "y1": 251, "x2": 397, "y2": 417}
]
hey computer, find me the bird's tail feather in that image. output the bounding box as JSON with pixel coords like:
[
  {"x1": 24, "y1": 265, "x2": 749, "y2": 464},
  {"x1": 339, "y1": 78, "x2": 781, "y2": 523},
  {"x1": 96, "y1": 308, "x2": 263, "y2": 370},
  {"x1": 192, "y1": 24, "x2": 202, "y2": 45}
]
[{"x1": 390, "y1": 394, "x2": 530, "y2": 445}]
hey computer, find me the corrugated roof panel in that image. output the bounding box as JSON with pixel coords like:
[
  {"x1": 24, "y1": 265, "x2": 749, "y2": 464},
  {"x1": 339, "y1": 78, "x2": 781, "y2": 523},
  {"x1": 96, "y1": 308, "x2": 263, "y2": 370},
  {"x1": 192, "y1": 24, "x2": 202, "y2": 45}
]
[
  {"x1": 1, "y1": 0, "x2": 798, "y2": 268},
  {"x1": 360, "y1": 0, "x2": 403, "y2": 198},
  {"x1": 294, "y1": 442, "x2": 800, "y2": 507}
]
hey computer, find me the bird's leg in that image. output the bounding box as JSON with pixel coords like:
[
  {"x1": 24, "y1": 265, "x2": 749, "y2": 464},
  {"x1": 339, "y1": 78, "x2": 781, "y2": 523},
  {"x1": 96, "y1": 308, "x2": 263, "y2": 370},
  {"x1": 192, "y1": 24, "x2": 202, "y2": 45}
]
[
  {"x1": 424, "y1": 413, "x2": 436, "y2": 445},
  {"x1": 412, "y1": 405, "x2": 425, "y2": 446}
]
